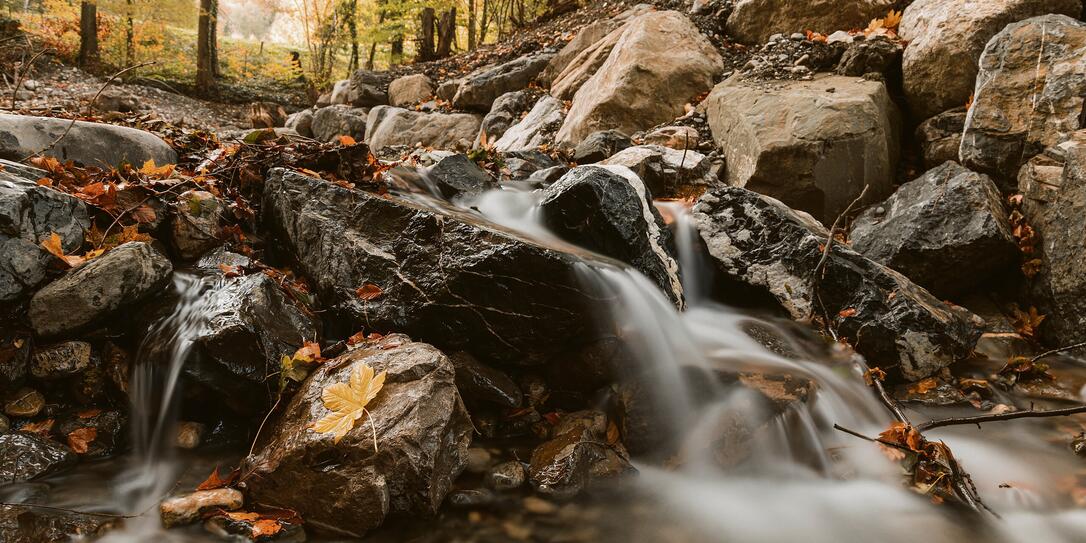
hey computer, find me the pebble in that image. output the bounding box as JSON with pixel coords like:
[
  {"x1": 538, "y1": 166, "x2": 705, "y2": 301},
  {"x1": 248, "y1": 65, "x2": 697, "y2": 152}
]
[
  {"x1": 30, "y1": 341, "x2": 92, "y2": 379},
  {"x1": 447, "y1": 489, "x2": 497, "y2": 508},
  {"x1": 0, "y1": 413, "x2": 8, "y2": 433},
  {"x1": 485, "y1": 461, "x2": 527, "y2": 491},
  {"x1": 175, "y1": 421, "x2": 206, "y2": 449},
  {"x1": 790, "y1": 33, "x2": 806, "y2": 41},
  {"x1": 4, "y1": 387, "x2": 45, "y2": 417},
  {"x1": 160, "y1": 488, "x2": 244, "y2": 527},
  {"x1": 523, "y1": 496, "x2": 558, "y2": 515}
]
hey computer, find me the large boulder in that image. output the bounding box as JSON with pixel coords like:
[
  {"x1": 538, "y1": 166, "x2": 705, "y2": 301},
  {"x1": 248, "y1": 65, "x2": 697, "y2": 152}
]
[
  {"x1": 476, "y1": 91, "x2": 530, "y2": 145},
  {"x1": 540, "y1": 20, "x2": 620, "y2": 86},
  {"x1": 426, "y1": 154, "x2": 499, "y2": 199},
  {"x1": 692, "y1": 187, "x2": 984, "y2": 382},
  {"x1": 493, "y1": 96, "x2": 565, "y2": 152},
  {"x1": 284, "y1": 109, "x2": 314, "y2": 138},
  {"x1": 960, "y1": 14, "x2": 1086, "y2": 187},
  {"x1": 243, "y1": 334, "x2": 472, "y2": 537},
  {"x1": 550, "y1": 25, "x2": 626, "y2": 101},
  {"x1": 850, "y1": 162, "x2": 1016, "y2": 298},
  {"x1": 29, "y1": 242, "x2": 173, "y2": 337},
  {"x1": 347, "y1": 70, "x2": 389, "y2": 107},
  {"x1": 725, "y1": 0, "x2": 895, "y2": 44},
  {"x1": 389, "y1": 74, "x2": 434, "y2": 107},
  {"x1": 263, "y1": 169, "x2": 602, "y2": 365},
  {"x1": 0, "y1": 162, "x2": 89, "y2": 302},
  {"x1": 0, "y1": 432, "x2": 75, "y2": 483},
  {"x1": 599, "y1": 144, "x2": 713, "y2": 198},
  {"x1": 538, "y1": 166, "x2": 683, "y2": 304},
  {"x1": 0, "y1": 114, "x2": 176, "y2": 168},
  {"x1": 899, "y1": 0, "x2": 1081, "y2": 120},
  {"x1": 556, "y1": 11, "x2": 722, "y2": 145},
  {"x1": 310, "y1": 104, "x2": 368, "y2": 143},
  {"x1": 452, "y1": 54, "x2": 553, "y2": 111},
  {"x1": 702, "y1": 74, "x2": 899, "y2": 224},
  {"x1": 365, "y1": 106, "x2": 481, "y2": 151}
]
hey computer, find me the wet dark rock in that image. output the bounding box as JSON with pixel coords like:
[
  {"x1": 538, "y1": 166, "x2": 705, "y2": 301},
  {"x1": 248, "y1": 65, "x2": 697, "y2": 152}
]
[
  {"x1": 538, "y1": 165, "x2": 683, "y2": 305},
  {"x1": 850, "y1": 162, "x2": 1016, "y2": 298},
  {"x1": 553, "y1": 410, "x2": 608, "y2": 439},
  {"x1": 0, "y1": 433, "x2": 75, "y2": 483},
  {"x1": 171, "y1": 190, "x2": 223, "y2": 260},
  {"x1": 29, "y1": 242, "x2": 173, "y2": 337},
  {"x1": 195, "y1": 247, "x2": 251, "y2": 271},
  {"x1": 29, "y1": 341, "x2": 92, "y2": 379},
  {"x1": 0, "y1": 329, "x2": 30, "y2": 391},
  {"x1": 0, "y1": 114, "x2": 176, "y2": 168},
  {"x1": 916, "y1": 108, "x2": 967, "y2": 170},
  {"x1": 174, "y1": 421, "x2": 206, "y2": 449},
  {"x1": 57, "y1": 409, "x2": 125, "y2": 458},
  {"x1": 244, "y1": 334, "x2": 472, "y2": 537},
  {"x1": 347, "y1": 69, "x2": 389, "y2": 107},
  {"x1": 485, "y1": 461, "x2": 527, "y2": 491},
  {"x1": 0, "y1": 415, "x2": 8, "y2": 433},
  {"x1": 160, "y1": 488, "x2": 244, "y2": 527},
  {"x1": 0, "y1": 162, "x2": 90, "y2": 302},
  {"x1": 527, "y1": 165, "x2": 570, "y2": 186},
  {"x1": 447, "y1": 489, "x2": 497, "y2": 508},
  {"x1": 836, "y1": 36, "x2": 902, "y2": 77},
  {"x1": 465, "y1": 447, "x2": 495, "y2": 473},
  {"x1": 4, "y1": 387, "x2": 44, "y2": 417},
  {"x1": 428, "y1": 154, "x2": 499, "y2": 199},
  {"x1": 476, "y1": 90, "x2": 530, "y2": 145},
  {"x1": 263, "y1": 168, "x2": 602, "y2": 366},
  {"x1": 502, "y1": 150, "x2": 563, "y2": 180},
  {"x1": 190, "y1": 272, "x2": 318, "y2": 412},
  {"x1": 310, "y1": 104, "x2": 368, "y2": 143},
  {"x1": 573, "y1": 130, "x2": 631, "y2": 164},
  {"x1": 692, "y1": 187, "x2": 984, "y2": 381},
  {"x1": 450, "y1": 352, "x2": 522, "y2": 408},
  {"x1": 453, "y1": 54, "x2": 553, "y2": 111},
  {"x1": 0, "y1": 504, "x2": 116, "y2": 542},
  {"x1": 528, "y1": 428, "x2": 632, "y2": 497}
]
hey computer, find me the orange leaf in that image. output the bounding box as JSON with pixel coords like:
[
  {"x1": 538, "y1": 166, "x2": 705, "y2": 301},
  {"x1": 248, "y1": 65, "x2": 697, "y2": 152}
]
[
  {"x1": 219, "y1": 264, "x2": 243, "y2": 277},
  {"x1": 293, "y1": 340, "x2": 322, "y2": 362},
  {"x1": 863, "y1": 367, "x2": 886, "y2": 385},
  {"x1": 251, "y1": 519, "x2": 283, "y2": 538},
  {"x1": 21, "y1": 418, "x2": 55, "y2": 436},
  {"x1": 140, "y1": 159, "x2": 176, "y2": 178},
  {"x1": 197, "y1": 466, "x2": 240, "y2": 490},
  {"x1": 40, "y1": 232, "x2": 85, "y2": 267},
  {"x1": 67, "y1": 427, "x2": 98, "y2": 454},
  {"x1": 347, "y1": 331, "x2": 367, "y2": 345},
  {"x1": 224, "y1": 511, "x2": 262, "y2": 522},
  {"x1": 77, "y1": 408, "x2": 103, "y2": 419},
  {"x1": 838, "y1": 307, "x2": 857, "y2": 318},
  {"x1": 908, "y1": 377, "x2": 939, "y2": 394},
  {"x1": 356, "y1": 283, "x2": 382, "y2": 301},
  {"x1": 338, "y1": 135, "x2": 357, "y2": 146}
]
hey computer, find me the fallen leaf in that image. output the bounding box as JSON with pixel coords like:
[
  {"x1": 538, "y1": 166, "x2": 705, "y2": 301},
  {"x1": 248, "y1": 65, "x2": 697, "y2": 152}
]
[
  {"x1": 67, "y1": 427, "x2": 98, "y2": 454},
  {"x1": 838, "y1": 307, "x2": 857, "y2": 318},
  {"x1": 356, "y1": 283, "x2": 383, "y2": 301},
  {"x1": 21, "y1": 418, "x2": 55, "y2": 436},
  {"x1": 40, "y1": 232, "x2": 85, "y2": 267},
  {"x1": 197, "y1": 466, "x2": 240, "y2": 490},
  {"x1": 224, "y1": 511, "x2": 262, "y2": 522},
  {"x1": 312, "y1": 364, "x2": 386, "y2": 445},
  {"x1": 863, "y1": 367, "x2": 887, "y2": 385},
  {"x1": 139, "y1": 159, "x2": 175, "y2": 178},
  {"x1": 347, "y1": 331, "x2": 367, "y2": 345},
  {"x1": 338, "y1": 135, "x2": 357, "y2": 146},
  {"x1": 293, "y1": 341, "x2": 322, "y2": 362},
  {"x1": 909, "y1": 377, "x2": 939, "y2": 394},
  {"x1": 251, "y1": 519, "x2": 283, "y2": 538}
]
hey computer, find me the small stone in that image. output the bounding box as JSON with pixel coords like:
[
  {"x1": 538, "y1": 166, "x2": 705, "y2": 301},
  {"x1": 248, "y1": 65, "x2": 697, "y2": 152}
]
[
  {"x1": 172, "y1": 190, "x2": 223, "y2": 260},
  {"x1": 790, "y1": 32, "x2": 806, "y2": 41},
  {"x1": 450, "y1": 351, "x2": 522, "y2": 407},
  {"x1": 553, "y1": 410, "x2": 608, "y2": 439},
  {"x1": 4, "y1": 387, "x2": 44, "y2": 417},
  {"x1": 465, "y1": 447, "x2": 494, "y2": 473},
  {"x1": 175, "y1": 422, "x2": 206, "y2": 449},
  {"x1": 160, "y1": 488, "x2": 244, "y2": 527},
  {"x1": 30, "y1": 341, "x2": 92, "y2": 379},
  {"x1": 769, "y1": 33, "x2": 785, "y2": 42},
  {"x1": 447, "y1": 489, "x2": 496, "y2": 508},
  {"x1": 523, "y1": 496, "x2": 558, "y2": 515},
  {"x1": 485, "y1": 461, "x2": 527, "y2": 491}
]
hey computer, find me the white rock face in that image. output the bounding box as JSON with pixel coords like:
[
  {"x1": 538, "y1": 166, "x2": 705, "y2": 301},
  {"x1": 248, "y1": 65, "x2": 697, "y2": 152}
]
[
  {"x1": 365, "y1": 106, "x2": 482, "y2": 151},
  {"x1": 494, "y1": 96, "x2": 566, "y2": 152},
  {"x1": 389, "y1": 74, "x2": 435, "y2": 107}
]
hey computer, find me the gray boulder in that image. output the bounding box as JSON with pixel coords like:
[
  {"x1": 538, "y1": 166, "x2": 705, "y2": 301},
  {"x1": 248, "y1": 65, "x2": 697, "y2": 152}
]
[
  {"x1": 836, "y1": 36, "x2": 902, "y2": 77},
  {"x1": 389, "y1": 74, "x2": 434, "y2": 107},
  {"x1": 243, "y1": 334, "x2": 472, "y2": 537},
  {"x1": 427, "y1": 154, "x2": 498, "y2": 199},
  {"x1": 0, "y1": 432, "x2": 75, "y2": 483},
  {"x1": 347, "y1": 70, "x2": 389, "y2": 107},
  {"x1": 453, "y1": 54, "x2": 553, "y2": 111},
  {"x1": 284, "y1": 109, "x2": 314, "y2": 138},
  {"x1": 0, "y1": 114, "x2": 176, "y2": 168},
  {"x1": 726, "y1": 0, "x2": 895, "y2": 44},
  {"x1": 916, "y1": 108, "x2": 967, "y2": 169},
  {"x1": 0, "y1": 162, "x2": 89, "y2": 302},
  {"x1": 476, "y1": 91, "x2": 530, "y2": 146},
  {"x1": 702, "y1": 74, "x2": 899, "y2": 224},
  {"x1": 503, "y1": 150, "x2": 563, "y2": 180},
  {"x1": 960, "y1": 14, "x2": 1086, "y2": 187},
  {"x1": 493, "y1": 95, "x2": 565, "y2": 152},
  {"x1": 310, "y1": 104, "x2": 367, "y2": 143},
  {"x1": 539, "y1": 165, "x2": 683, "y2": 305},
  {"x1": 599, "y1": 144, "x2": 713, "y2": 198},
  {"x1": 850, "y1": 162, "x2": 1016, "y2": 297},
  {"x1": 692, "y1": 187, "x2": 984, "y2": 382},
  {"x1": 573, "y1": 130, "x2": 631, "y2": 164},
  {"x1": 29, "y1": 242, "x2": 173, "y2": 337},
  {"x1": 262, "y1": 169, "x2": 602, "y2": 365},
  {"x1": 365, "y1": 106, "x2": 481, "y2": 151}
]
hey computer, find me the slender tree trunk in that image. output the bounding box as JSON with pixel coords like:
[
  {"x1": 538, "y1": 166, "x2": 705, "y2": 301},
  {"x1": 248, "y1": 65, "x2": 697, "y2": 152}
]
[
  {"x1": 346, "y1": 0, "x2": 359, "y2": 72},
  {"x1": 124, "y1": 0, "x2": 134, "y2": 66},
  {"x1": 209, "y1": 0, "x2": 220, "y2": 78},
  {"x1": 479, "y1": 0, "x2": 489, "y2": 44},
  {"x1": 390, "y1": 32, "x2": 403, "y2": 66},
  {"x1": 467, "y1": 0, "x2": 476, "y2": 50},
  {"x1": 436, "y1": 7, "x2": 455, "y2": 58},
  {"x1": 196, "y1": 0, "x2": 215, "y2": 94},
  {"x1": 417, "y1": 7, "x2": 435, "y2": 62},
  {"x1": 78, "y1": 1, "x2": 98, "y2": 66}
]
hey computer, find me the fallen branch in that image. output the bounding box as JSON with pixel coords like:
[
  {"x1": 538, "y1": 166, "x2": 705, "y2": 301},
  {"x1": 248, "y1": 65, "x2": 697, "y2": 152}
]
[
  {"x1": 1031, "y1": 340, "x2": 1086, "y2": 363},
  {"x1": 814, "y1": 184, "x2": 869, "y2": 280},
  {"x1": 917, "y1": 404, "x2": 1086, "y2": 432},
  {"x1": 0, "y1": 502, "x2": 135, "y2": 519}
]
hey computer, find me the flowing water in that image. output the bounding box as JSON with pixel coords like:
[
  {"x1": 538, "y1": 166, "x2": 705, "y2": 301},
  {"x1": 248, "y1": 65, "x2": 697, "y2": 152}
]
[{"x1": 11, "y1": 164, "x2": 1086, "y2": 542}]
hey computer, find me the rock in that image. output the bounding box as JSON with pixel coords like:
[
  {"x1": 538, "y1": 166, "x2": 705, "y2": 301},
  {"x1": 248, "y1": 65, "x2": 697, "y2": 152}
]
[
  {"x1": 348, "y1": 70, "x2": 389, "y2": 107},
  {"x1": 540, "y1": 19, "x2": 620, "y2": 85},
  {"x1": 29, "y1": 242, "x2": 173, "y2": 337},
  {"x1": 0, "y1": 433, "x2": 75, "y2": 483},
  {"x1": 550, "y1": 25, "x2": 626, "y2": 101},
  {"x1": 174, "y1": 421, "x2": 206, "y2": 449},
  {"x1": 243, "y1": 334, "x2": 472, "y2": 537},
  {"x1": 365, "y1": 106, "x2": 482, "y2": 151},
  {"x1": 0, "y1": 163, "x2": 90, "y2": 302},
  {"x1": 285, "y1": 109, "x2": 314, "y2": 138},
  {"x1": 836, "y1": 36, "x2": 902, "y2": 77},
  {"x1": 552, "y1": 409, "x2": 608, "y2": 438},
  {"x1": 190, "y1": 273, "x2": 318, "y2": 412},
  {"x1": 449, "y1": 351, "x2": 522, "y2": 408},
  {"x1": 330, "y1": 79, "x2": 352, "y2": 105},
  {"x1": 642, "y1": 126, "x2": 699, "y2": 150},
  {"x1": 528, "y1": 429, "x2": 633, "y2": 497},
  {"x1": 263, "y1": 168, "x2": 602, "y2": 365},
  {"x1": 599, "y1": 144, "x2": 713, "y2": 198},
  {"x1": 0, "y1": 114, "x2": 177, "y2": 168},
  {"x1": 389, "y1": 74, "x2": 434, "y2": 107},
  {"x1": 493, "y1": 96, "x2": 565, "y2": 152},
  {"x1": 4, "y1": 387, "x2": 44, "y2": 417},
  {"x1": 960, "y1": 14, "x2": 1086, "y2": 187},
  {"x1": 249, "y1": 102, "x2": 288, "y2": 128},
  {"x1": 436, "y1": 78, "x2": 462, "y2": 101},
  {"x1": 850, "y1": 162, "x2": 1016, "y2": 297},
  {"x1": 528, "y1": 165, "x2": 570, "y2": 186},
  {"x1": 160, "y1": 488, "x2": 244, "y2": 527},
  {"x1": 692, "y1": 187, "x2": 984, "y2": 381},
  {"x1": 503, "y1": 150, "x2": 563, "y2": 180},
  {"x1": 453, "y1": 54, "x2": 553, "y2": 111},
  {"x1": 447, "y1": 489, "x2": 496, "y2": 508},
  {"x1": 426, "y1": 154, "x2": 499, "y2": 200},
  {"x1": 0, "y1": 504, "x2": 114, "y2": 542},
  {"x1": 916, "y1": 108, "x2": 967, "y2": 169},
  {"x1": 310, "y1": 104, "x2": 368, "y2": 143},
  {"x1": 556, "y1": 12, "x2": 722, "y2": 145},
  {"x1": 0, "y1": 414, "x2": 8, "y2": 433},
  {"x1": 465, "y1": 447, "x2": 494, "y2": 473},
  {"x1": 91, "y1": 89, "x2": 140, "y2": 113},
  {"x1": 725, "y1": 0, "x2": 895, "y2": 44},
  {"x1": 476, "y1": 91, "x2": 530, "y2": 145},
  {"x1": 899, "y1": 0, "x2": 1081, "y2": 120},
  {"x1": 56, "y1": 409, "x2": 124, "y2": 458},
  {"x1": 522, "y1": 496, "x2": 558, "y2": 514},
  {"x1": 485, "y1": 461, "x2": 527, "y2": 491},
  {"x1": 0, "y1": 329, "x2": 30, "y2": 390},
  {"x1": 539, "y1": 165, "x2": 683, "y2": 305},
  {"x1": 573, "y1": 130, "x2": 631, "y2": 164},
  {"x1": 702, "y1": 74, "x2": 899, "y2": 223},
  {"x1": 171, "y1": 190, "x2": 223, "y2": 260},
  {"x1": 30, "y1": 341, "x2": 92, "y2": 379}
]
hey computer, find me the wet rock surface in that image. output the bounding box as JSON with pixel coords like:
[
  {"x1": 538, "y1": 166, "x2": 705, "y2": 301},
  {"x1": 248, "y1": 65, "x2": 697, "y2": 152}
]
[
  {"x1": 0, "y1": 432, "x2": 75, "y2": 484},
  {"x1": 29, "y1": 341, "x2": 92, "y2": 379},
  {"x1": 244, "y1": 334, "x2": 472, "y2": 536},
  {"x1": 160, "y1": 488, "x2": 244, "y2": 527},
  {"x1": 0, "y1": 504, "x2": 115, "y2": 542},
  {"x1": 450, "y1": 351, "x2": 522, "y2": 408},
  {"x1": 0, "y1": 113, "x2": 177, "y2": 168},
  {"x1": 427, "y1": 154, "x2": 499, "y2": 199},
  {"x1": 170, "y1": 190, "x2": 223, "y2": 260}
]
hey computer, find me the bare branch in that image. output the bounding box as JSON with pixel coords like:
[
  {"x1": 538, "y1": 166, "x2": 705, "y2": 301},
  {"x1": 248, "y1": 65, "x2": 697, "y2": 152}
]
[{"x1": 917, "y1": 404, "x2": 1086, "y2": 432}]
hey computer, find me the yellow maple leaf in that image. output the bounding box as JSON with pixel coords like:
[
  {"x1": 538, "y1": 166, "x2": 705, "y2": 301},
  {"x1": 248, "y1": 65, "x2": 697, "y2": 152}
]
[
  {"x1": 140, "y1": 159, "x2": 175, "y2": 178},
  {"x1": 312, "y1": 364, "x2": 386, "y2": 447}
]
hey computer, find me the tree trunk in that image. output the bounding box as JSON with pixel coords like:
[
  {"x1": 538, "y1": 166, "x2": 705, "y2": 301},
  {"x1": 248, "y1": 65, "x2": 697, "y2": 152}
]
[
  {"x1": 467, "y1": 0, "x2": 476, "y2": 50},
  {"x1": 196, "y1": 0, "x2": 215, "y2": 94},
  {"x1": 436, "y1": 7, "x2": 455, "y2": 58},
  {"x1": 209, "y1": 0, "x2": 220, "y2": 78},
  {"x1": 479, "y1": 0, "x2": 490, "y2": 45},
  {"x1": 417, "y1": 7, "x2": 435, "y2": 62},
  {"x1": 390, "y1": 34, "x2": 403, "y2": 66},
  {"x1": 124, "y1": 0, "x2": 134, "y2": 66},
  {"x1": 78, "y1": 1, "x2": 98, "y2": 67},
  {"x1": 346, "y1": 0, "x2": 359, "y2": 72}
]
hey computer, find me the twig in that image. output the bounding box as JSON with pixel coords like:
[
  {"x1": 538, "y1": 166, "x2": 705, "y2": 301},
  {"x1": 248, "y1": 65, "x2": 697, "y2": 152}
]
[
  {"x1": 1031, "y1": 341, "x2": 1086, "y2": 363},
  {"x1": 247, "y1": 393, "x2": 283, "y2": 459},
  {"x1": 0, "y1": 502, "x2": 135, "y2": 519},
  {"x1": 917, "y1": 404, "x2": 1086, "y2": 432},
  {"x1": 833, "y1": 423, "x2": 912, "y2": 453},
  {"x1": 10, "y1": 47, "x2": 51, "y2": 111},
  {"x1": 814, "y1": 184, "x2": 870, "y2": 280}
]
